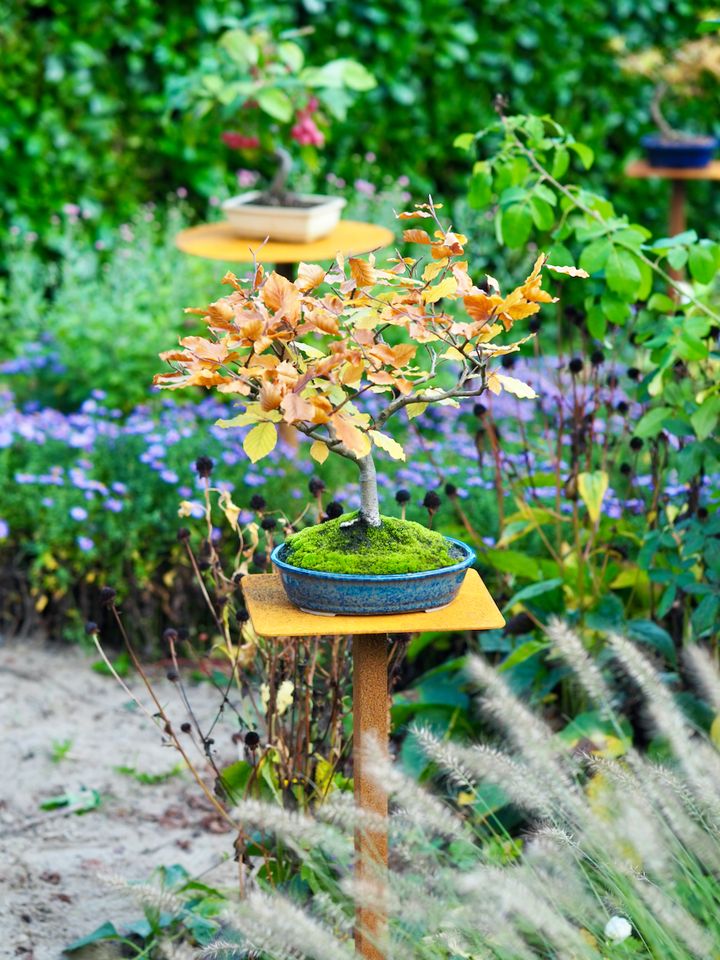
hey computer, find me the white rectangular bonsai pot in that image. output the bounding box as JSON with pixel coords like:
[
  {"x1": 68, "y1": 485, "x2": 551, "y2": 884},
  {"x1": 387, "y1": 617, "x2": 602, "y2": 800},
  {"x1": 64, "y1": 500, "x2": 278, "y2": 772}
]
[{"x1": 222, "y1": 191, "x2": 347, "y2": 243}]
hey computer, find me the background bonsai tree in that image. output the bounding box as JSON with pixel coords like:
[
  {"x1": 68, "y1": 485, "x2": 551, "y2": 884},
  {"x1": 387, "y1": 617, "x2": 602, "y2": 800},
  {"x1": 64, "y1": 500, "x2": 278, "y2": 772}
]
[
  {"x1": 154, "y1": 201, "x2": 586, "y2": 531},
  {"x1": 177, "y1": 25, "x2": 375, "y2": 203},
  {"x1": 617, "y1": 32, "x2": 720, "y2": 142}
]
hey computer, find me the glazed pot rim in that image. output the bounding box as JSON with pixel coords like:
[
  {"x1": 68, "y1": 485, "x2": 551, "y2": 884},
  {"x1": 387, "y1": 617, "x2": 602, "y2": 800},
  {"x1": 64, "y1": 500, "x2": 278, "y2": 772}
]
[
  {"x1": 271, "y1": 535, "x2": 476, "y2": 583},
  {"x1": 640, "y1": 134, "x2": 718, "y2": 148}
]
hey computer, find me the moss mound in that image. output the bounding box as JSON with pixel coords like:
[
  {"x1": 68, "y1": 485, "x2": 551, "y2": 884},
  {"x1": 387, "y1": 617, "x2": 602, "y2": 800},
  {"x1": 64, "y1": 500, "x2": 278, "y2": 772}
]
[{"x1": 283, "y1": 512, "x2": 458, "y2": 575}]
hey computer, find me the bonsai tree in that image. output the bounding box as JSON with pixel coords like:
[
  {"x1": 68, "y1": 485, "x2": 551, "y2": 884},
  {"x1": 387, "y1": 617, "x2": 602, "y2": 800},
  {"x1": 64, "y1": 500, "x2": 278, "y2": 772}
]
[
  {"x1": 155, "y1": 201, "x2": 586, "y2": 545},
  {"x1": 179, "y1": 25, "x2": 375, "y2": 203},
  {"x1": 618, "y1": 33, "x2": 720, "y2": 142}
]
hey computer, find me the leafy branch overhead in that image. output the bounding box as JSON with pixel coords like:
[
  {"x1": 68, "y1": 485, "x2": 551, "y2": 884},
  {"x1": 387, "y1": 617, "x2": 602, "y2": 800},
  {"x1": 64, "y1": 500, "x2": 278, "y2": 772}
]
[{"x1": 154, "y1": 203, "x2": 586, "y2": 465}]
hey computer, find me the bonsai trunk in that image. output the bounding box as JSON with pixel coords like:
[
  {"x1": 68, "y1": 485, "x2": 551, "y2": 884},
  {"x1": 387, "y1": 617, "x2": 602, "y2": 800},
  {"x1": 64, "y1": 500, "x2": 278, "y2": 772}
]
[
  {"x1": 358, "y1": 454, "x2": 381, "y2": 527},
  {"x1": 650, "y1": 82, "x2": 692, "y2": 143},
  {"x1": 269, "y1": 146, "x2": 293, "y2": 202}
]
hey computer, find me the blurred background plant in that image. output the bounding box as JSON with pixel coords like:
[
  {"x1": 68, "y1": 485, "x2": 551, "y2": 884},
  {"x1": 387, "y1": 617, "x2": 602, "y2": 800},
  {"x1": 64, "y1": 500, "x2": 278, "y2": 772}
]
[
  {"x1": 171, "y1": 23, "x2": 375, "y2": 200},
  {"x1": 2, "y1": 1, "x2": 717, "y2": 237}
]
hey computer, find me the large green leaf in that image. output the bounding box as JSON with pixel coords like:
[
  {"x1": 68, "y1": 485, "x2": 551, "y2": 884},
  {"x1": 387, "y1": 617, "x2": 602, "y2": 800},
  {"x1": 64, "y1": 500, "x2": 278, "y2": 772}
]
[
  {"x1": 501, "y1": 204, "x2": 533, "y2": 248},
  {"x1": 605, "y1": 246, "x2": 642, "y2": 299},
  {"x1": 257, "y1": 88, "x2": 294, "y2": 122}
]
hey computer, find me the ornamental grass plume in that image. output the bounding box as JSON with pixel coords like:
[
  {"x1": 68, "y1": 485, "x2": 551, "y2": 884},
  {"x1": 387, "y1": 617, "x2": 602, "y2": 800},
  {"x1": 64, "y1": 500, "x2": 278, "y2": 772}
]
[{"x1": 208, "y1": 626, "x2": 720, "y2": 959}]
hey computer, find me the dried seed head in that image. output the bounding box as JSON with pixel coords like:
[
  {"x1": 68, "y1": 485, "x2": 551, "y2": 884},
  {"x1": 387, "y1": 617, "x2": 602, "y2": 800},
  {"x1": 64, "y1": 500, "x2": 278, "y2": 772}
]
[
  {"x1": 423, "y1": 490, "x2": 441, "y2": 511},
  {"x1": 395, "y1": 489, "x2": 411, "y2": 504},
  {"x1": 99, "y1": 586, "x2": 116, "y2": 606},
  {"x1": 85, "y1": 621, "x2": 99, "y2": 635},
  {"x1": 177, "y1": 527, "x2": 191, "y2": 542},
  {"x1": 568, "y1": 357, "x2": 583, "y2": 375},
  {"x1": 325, "y1": 501, "x2": 343, "y2": 520},
  {"x1": 308, "y1": 477, "x2": 325, "y2": 496},
  {"x1": 261, "y1": 516, "x2": 277, "y2": 531},
  {"x1": 249, "y1": 494, "x2": 266, "y2": 512},
  {"x1": 194, "y1": 456, "x2": 214, "y2": 478},
  {"x1": 163, "y1": 627, "x2": 178, "y2": 645}
]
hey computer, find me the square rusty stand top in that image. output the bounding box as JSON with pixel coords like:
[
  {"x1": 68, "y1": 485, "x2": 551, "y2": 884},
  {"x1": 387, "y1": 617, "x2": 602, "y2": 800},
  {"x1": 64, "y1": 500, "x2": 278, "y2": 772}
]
[{"x1": 240, "y1": 568, "x2": 505, "y2": 637}]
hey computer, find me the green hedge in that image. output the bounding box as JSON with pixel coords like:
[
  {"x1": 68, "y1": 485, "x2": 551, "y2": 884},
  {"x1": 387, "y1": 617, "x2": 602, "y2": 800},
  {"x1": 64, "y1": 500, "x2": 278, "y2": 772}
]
[{"x1": 1, "y1": 0, "x2": 712, "y2": 232}]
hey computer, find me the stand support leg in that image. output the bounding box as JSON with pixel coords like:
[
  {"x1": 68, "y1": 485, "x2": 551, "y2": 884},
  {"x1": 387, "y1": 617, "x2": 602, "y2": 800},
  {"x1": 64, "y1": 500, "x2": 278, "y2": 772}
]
[
  {"x1": 668, "y1": 179, "x2": 686, "y2": 289},
  {"x1": 353, "y1": 633, "x2": 389, "y2": 960}
]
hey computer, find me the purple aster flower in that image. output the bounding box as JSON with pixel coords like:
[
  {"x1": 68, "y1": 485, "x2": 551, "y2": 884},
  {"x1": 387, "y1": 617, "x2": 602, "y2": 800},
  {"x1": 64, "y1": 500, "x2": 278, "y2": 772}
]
[
  {"x1": 160, "y1": 469, "x2": 179, "y2": 484},
  {"x1": 103, "y1": 498, "x2": 124, "y2": 513},
  {"x1": 0, "y1": 519, "x2": 8, "y2": 539},
  {"x1": 76, "y1": 536, "x2": 94, "y2": 552},
  {"x1": 70, "y1": 506, "x2": 88, "y2": 521}
]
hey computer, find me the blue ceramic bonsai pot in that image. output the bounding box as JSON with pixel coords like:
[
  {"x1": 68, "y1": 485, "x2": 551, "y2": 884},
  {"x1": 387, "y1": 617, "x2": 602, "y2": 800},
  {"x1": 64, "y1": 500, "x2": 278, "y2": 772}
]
[
  {"x1": 270, "y1": 536, "x2": 476, "y2": 616},
  {"x1": 641, "y1": 135, "x2": 717, "y2": 169}
]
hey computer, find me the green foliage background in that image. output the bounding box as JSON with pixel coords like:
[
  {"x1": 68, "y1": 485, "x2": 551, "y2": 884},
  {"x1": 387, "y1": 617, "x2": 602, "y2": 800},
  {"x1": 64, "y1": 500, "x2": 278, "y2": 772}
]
[{"x1": 2, "y1": 0, "x2": 711, "y2": 231}]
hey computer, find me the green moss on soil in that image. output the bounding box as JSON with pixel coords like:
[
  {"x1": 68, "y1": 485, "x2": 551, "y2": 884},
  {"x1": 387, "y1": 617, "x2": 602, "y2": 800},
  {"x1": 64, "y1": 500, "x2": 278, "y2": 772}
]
[{"x1": 283, "y1": 512, "x2": 457, "y2": 575}]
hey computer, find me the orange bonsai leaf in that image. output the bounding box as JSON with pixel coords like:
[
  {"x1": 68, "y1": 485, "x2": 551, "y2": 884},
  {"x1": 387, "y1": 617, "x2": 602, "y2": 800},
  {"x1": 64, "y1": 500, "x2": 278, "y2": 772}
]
[{"x1": 155, "y1": 200, "x2": 586, "y2": 526}]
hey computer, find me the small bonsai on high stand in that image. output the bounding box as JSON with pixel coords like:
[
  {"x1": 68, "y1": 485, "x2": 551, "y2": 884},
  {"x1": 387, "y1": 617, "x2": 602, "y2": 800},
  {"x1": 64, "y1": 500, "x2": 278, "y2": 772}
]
[
  {"x1": 179, "y1": 25, "x2": 375, "y2": 240},
  {"x1": 618, "y1": 31, "x2": 720, "y2": 168},
  {"x1": 155, "y1": 201, "x2": 585, "y2": 614}
]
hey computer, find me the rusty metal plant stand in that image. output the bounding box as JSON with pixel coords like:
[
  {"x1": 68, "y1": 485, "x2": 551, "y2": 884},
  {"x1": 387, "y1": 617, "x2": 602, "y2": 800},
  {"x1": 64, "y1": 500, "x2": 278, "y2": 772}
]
[{"x1": 242, "y1": 569, "x2": 505, "y2": 960}]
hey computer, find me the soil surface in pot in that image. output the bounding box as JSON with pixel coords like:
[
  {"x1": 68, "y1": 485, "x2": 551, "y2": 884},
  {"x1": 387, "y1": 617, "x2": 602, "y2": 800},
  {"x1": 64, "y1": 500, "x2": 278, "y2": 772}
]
[
  {"x1": 282, "y1": 512, "x2": 460, "y2": 575},
  {"x1": 246, "y1": 192, "x2": 325, "y2": 209}
]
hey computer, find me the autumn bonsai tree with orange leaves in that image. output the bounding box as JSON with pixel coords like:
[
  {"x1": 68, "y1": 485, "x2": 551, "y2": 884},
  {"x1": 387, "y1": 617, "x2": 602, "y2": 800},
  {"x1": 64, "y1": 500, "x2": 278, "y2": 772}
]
[{"x1": 155, "y1": 201, "x2": 585, "y2": 594}]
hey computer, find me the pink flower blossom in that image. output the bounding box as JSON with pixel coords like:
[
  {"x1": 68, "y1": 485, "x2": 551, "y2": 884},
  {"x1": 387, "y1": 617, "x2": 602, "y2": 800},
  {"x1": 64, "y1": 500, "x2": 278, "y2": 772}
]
[
  {"x1": 62, "y1": 203, "x2": 81, "y2": 216},
  {"x1": 176, "y1": 187, "x2": 188, "y2": 199},
  {"x1": 222, "y1": 131, "x2": 261, "y2": 150},
  {"x1": 365, "y1": 151, "x2": 376, "y2": 163},
  {"x1": 306, "y1": 96, "x2": 319, "y2": 113},
  {"x1": 291, "y1": 111, "x2": 325, "y2": 147},
  {"x1": 237, "y1": 169, "x2": 259, "y2": 188}
]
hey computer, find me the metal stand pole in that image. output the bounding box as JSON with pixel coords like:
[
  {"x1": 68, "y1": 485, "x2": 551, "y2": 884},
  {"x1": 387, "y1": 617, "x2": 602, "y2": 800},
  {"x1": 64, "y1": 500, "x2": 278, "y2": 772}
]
[{"x1": 352, "y1": 633, "x2": 389, "y2": 960}]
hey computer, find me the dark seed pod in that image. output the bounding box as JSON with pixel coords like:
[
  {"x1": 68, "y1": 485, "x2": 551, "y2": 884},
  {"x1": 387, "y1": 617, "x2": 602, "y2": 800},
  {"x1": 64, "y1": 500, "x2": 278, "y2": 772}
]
[
  {"x1": 630, "y1": 436, "x2": 644, "y2": 451},
  {"x1": 236, "y1": 606, "x2": 250, "y2": 623},
  {"x1": 627, "y1": 367, "x2": 640, "y2": 381},
  {"x1": 616, "y1": 401, "x2": 629, "y2": 415},
  {"x1": 423, "y1": 490, "x2": 442, "y2": 511},
  {"x1": 395, "y1": 489, "x2": 411, "y2": 505},
  {"x1": 473, "y1": 402, "x2": 487, "y2": 418},
  {"x1": 249, "y1": 494, "x2": 266, "y2": 512},
  {"x1": 568, "y1": 357, "x2": 584, "y2": 375},
  {"x1": 194, "y1": 456, "x2": 214, "y2": 478},
  {"x1": 308, "y1": 477, "x2": 325, "y2": 496},
  {"x1": 500, "y1": 354, "x2": 516, "y2": 370},
  {"x1": 162, "y1": 627, "x2": 178, "y2": 645},
  {"x1": 260, "y1": 516, "x2": 277, "y2": 531},
  {"x1": 607, "y1": 373, "x2": 619, "y2": 389},
  {"x1": 325, "y1": 501, "x2": 343, "y2": 520},
  {"x1": 85, "y1": 621, "x2": 99, "y2": 635},
  {"x1": 620, "y1": 462, "x2": 632, "y2": 476},
  {"x1": 99, "y1": 586, "x2": 116, "y2": 606},
  {"x1": 244, "y1": 731, "x2": 260, "y2": 749},
  {"x1": 180, "y1": 722, "x2": 192, "y2": 734},
  {"x1": 590, "y1": 349, "x2": 604, "y2": 366},
  {"x1": 166, "y1": 669, "x2": 179, "y2": 682},
  {"x1": 444, "y1": 483, "x2": 458, "y2": 497},
  {"x1": 177, "y1": 527, "x2": 191, "y2": 542}
]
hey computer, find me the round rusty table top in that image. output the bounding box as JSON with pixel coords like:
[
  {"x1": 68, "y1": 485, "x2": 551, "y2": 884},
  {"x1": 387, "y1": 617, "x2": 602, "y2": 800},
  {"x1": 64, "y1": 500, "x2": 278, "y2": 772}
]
[{"x1": 175, "y1": 219, "x2": 395, "y2": 264}]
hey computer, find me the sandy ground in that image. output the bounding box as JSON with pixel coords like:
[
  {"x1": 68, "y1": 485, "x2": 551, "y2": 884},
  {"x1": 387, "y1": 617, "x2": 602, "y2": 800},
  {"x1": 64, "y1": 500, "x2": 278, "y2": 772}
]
[{"x1": 0, "y1": 639, "x2": 241, "y2": 959}]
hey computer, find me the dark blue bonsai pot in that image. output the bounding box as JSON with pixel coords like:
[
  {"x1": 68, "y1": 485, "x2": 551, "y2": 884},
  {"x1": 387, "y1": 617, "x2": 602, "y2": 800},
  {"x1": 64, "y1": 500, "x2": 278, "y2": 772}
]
[
  {"x1": 271, "y1": 536, "x2": 476, "y2": 616},
  {"x1": 641, "y1": 135, "x2": 717, "y2": 169}
]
